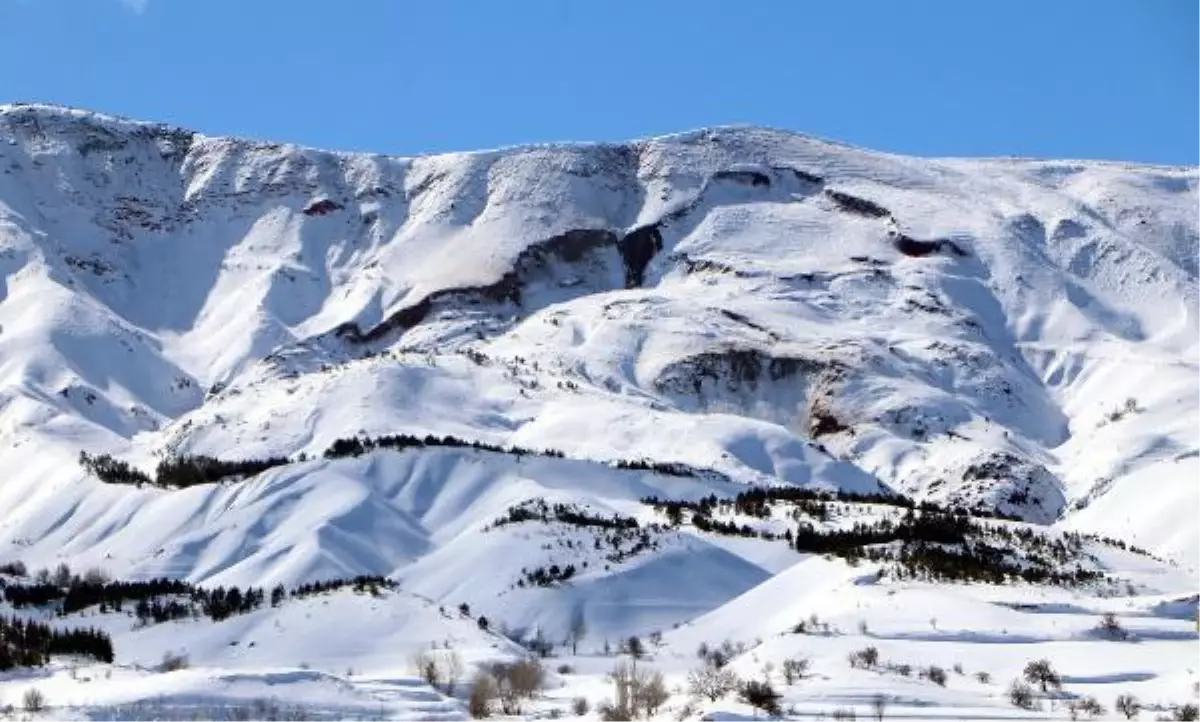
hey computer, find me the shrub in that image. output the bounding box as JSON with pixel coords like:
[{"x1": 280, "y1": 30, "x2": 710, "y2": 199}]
[
  {"x1": 831, "y1": 709, "x2": 857, "y2": 721},
  {"x1": 598, "y1": 701, "x2": 632, "y2": 721},
  {"x1": 0, "y1": 560, "x2": 27, "y2": 577},
  {"x1": 848, "y1": 646, "x2": 879, "y2": 669},
  {"x1": 1173, "y1": 704, "x2": 1199, "y2": 721},
  {"x1": 975, "y1": 671, "x2": 991, "y2": 684},
  {"x1": 1068, "y1": 696, "x2": 1105, "y2": 720},
  {"x1": 468, "y1": 671, "x2": 498, "y2": 718},
  {"x1": 572, "y1": 697, "x2": 590, "y2": 716},
  {"x1": 925, "y1": 665, "x2": 947, "y2": 686},
  {"x1": 1097, "y1": 612, "x2": 1127, "y2": 640},
  {"x1": 23, "y1": 688, "x2": 46, "y2": 713},
  {"x1": 159, "y1": 651, "x2": 190, "y2": 672},
  {"x1": 557, "y1": 663, "x2": 575, "y2": 675},
  {"x1": 1008, "y1": 680, "x2": 1036, "y2": 710},
  {"x1": 738, "y1": 680, "x2": 782, "y2": 717}
]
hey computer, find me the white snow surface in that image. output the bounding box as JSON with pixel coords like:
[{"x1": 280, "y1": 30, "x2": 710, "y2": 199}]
[{"x1": 0, "y1": 104, "x2": 1196, "y2": 719}]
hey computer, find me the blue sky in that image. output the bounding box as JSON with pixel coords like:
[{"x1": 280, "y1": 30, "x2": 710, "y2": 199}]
[{"x1": 1, "y1": 0, "x2": 1195, "y2": 164}]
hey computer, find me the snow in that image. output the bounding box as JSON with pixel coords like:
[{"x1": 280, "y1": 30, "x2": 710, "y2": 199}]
[{"x1": 0, "y1": 103, "x2": 1196, "y2": 719}]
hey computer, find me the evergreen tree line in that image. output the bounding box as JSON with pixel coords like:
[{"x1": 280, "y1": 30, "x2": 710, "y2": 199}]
[
  {"x1": 323, "y1": 433, "x2": 564, "y2": 461},
  {"x1": 640, "y1": 486, "x2": 1102, "y2": 587},
  {"x1": 0, "y1": 615, "x2": 113, "y2": 670},
  {"x1": 643, "y1": 485, "x2": 1022, "y2": 523},
  {"x1": 518, "y1": 563, "x2": 577, "y2": 587},
  {"x1": 79, "y1": 451, "x2": 289, "y2": 489},
  {"x1": 2, "y1": 572, "x2": 399, "y2": 627},
  {"x1": 324, "y1": 434, "x2": 709, "y2": 480},
  {"x1": 284, "y1": 575, "x2": 396, "y2": 602},
  {"x1": 2, "y1": 577, "x2": 191, "y2": 615},
  {"x1": 79, "y1": 431, "x2": 726, "y2": 495},
  {"x1": 492, "y1": 499, "x2": 639, "y2": 531},
  {"x1": 790, "y1": 509, "x2": 1101, "y2": 586}
]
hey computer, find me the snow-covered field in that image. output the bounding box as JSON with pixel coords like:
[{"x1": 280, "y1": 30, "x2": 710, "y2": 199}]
[{"x1": 0, "y1": 103, "x2": 1196, "y2": 719}]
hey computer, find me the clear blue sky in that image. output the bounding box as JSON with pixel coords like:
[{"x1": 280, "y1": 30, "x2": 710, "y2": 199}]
[{"x1": 2, "y1": 0, "x2": 1196, "y2": 164}]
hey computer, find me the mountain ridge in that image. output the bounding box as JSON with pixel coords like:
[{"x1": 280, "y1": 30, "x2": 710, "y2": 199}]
[{"x1": 0, "y1": 102, "x2": 1195, "y2": 583}]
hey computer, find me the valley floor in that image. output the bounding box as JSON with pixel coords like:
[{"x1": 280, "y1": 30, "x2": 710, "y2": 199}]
[{"x1": 1, "y1": 552, "x2": 1195, "y2": 721}]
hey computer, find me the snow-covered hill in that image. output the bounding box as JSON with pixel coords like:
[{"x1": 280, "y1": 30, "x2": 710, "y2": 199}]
[{"x1": 0, "y1": 103, "x2": 1196, "y2": 719}]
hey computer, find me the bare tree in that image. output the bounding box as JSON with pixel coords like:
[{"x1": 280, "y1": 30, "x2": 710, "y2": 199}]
[
  {"x1": 568, "y1": 610, "x2": 588, "y2": 655},
  {"x1": 53, "y1": 562, "x2": 72, "y2": 587},
  {"x1": 488, "y1": 660, "x2": 542, "y2": 715},
  {"x1": 1115, "y1": 694, "x2": 1140, "y2": 720},
  {"x1": 688, "y1": 664, "x2": 739, "y2": 702},
  {"x1": 608, "y1": 659, "x2": 671, "y2": 718},
  {"x1": 625, "y1": 636, "x2": 645, "y2": 660},
  {"x1": 1022, "y1": 659, "x2": 1061, "y2": 694},
  {"x1": 634, "y1": 670, "x2": 669, "y2": 716},
  {"x1": 468, "y1": 671, "x2": 498, "y2": 718},
  {"x1": 23, "y1": 688, "x2": 46, "y2": 713},
  {"x1": 443, "y1": 651, "x2": 465, "y2": 695},
  {"x1": 82, "y1": 567, "x2": 111, "y2": 585},
  {"x1": 1068, "y1": 696, "x2": 1105, "y2": 720},
  {"x1": 610, "y1": 660, "x2": 636, "y2": 718},
  {"x1": 781, "y1": 658, "x2": 809, "y2": 685},
  {"x1": 871, "y1": 694, "x2": 888, "y2": 722},
  {"x1": 411, "y1": 650, "x2": 442, "y2": 689}
]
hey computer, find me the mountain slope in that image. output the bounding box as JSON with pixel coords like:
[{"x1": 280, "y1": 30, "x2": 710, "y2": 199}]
[
  {"x1": 1, "y1": 103, "x2": 1194, "y2": 574},
  {"x1": 0, "y1": 103, "x2": 1197, "y2": 720}
]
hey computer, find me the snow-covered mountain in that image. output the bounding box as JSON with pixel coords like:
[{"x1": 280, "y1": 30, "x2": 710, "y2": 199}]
[{"x1": 0, "y1": 103, "x2": 1196, "y2": 719}]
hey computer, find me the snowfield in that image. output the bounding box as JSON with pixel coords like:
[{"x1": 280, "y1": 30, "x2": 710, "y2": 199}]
[{"x1": 0, "y1": 103, "x2": 1196, "y2": 720}]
